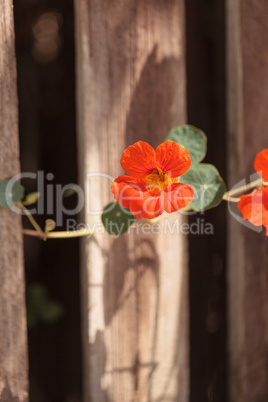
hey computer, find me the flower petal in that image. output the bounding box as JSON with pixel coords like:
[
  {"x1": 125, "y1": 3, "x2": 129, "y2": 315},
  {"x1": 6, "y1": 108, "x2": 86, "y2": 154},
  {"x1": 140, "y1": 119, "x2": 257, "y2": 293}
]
[
  {"x1": 120, "y1": 141, "x2": 157, "y2": 178},
  {"x1": 238, "y1": 188, "x2": 268, "y2": 227},
  {"x1": 160, "y1": 182, "x2": 194, "y2": 213},
  {"x1": 155, "y1": 141, "x2": 191, "y2": 178},
  {"x1": 254, "y1": 149, "x2": 268, "y2": 182},
  {"x1": 111, "y1": 175, "x2": 146, "y2": 209},
  {"x1": 111, "y1": 175, "x2": 163, "y2": 218},
  {"x1": 263, "y1": 187, "x2": 268, "y2": 209},
  {"x1": 263, "y1": 214, "x2": 268, "y2": 235},
  {"x1": 129, "y1": 192, "x2": 163, "y2": 219}
]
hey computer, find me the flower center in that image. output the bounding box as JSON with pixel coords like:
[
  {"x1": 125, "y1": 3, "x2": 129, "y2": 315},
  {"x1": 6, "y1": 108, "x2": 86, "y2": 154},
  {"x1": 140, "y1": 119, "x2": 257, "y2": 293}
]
[{"x1": 144, "y1": 167, "x2": 178, "y2": 195}]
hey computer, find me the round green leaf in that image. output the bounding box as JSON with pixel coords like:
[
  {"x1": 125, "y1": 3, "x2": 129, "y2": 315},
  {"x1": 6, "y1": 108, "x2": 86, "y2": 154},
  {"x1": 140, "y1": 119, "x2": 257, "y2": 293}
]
[
  {"x1": 0, "y1": 179, "x2": 24, "y2": 208},
  {"x1": 102, "y1": 202, "x2": 136, "y2": 235},
  {"x1": 180, "y1": 163, "x2": 226, "y2": 211},
  {"x1": 166, "y1": 125, "x2": 207, "y2": 165}
]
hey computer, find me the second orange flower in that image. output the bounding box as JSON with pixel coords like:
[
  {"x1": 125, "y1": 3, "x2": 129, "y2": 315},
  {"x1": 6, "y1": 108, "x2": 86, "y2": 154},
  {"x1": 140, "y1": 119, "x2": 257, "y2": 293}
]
[{"x1": 238, "y1": 149, "x2": 268, "y2": 234}]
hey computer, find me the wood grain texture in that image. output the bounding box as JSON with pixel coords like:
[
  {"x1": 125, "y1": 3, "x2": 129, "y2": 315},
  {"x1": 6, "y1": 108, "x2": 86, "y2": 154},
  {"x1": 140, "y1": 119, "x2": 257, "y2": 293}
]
[
  {"x1": 75, "y1": 1, "x2": 189, "y2": 401},
  {"x1": 0, "y1": 1, "x2": 28, "y2": 400},
  {"x1": 227, "y1": 1, "x2": 268, "y2": 401}
]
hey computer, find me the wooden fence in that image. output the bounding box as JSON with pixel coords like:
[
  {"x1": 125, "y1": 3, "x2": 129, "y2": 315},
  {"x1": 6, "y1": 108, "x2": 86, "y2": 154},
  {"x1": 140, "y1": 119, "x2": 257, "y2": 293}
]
[
  {"x1": 1, "y1": 0, "x2": 268, "y2": 401},
  {"x1": 0, "y1": 1, "x2": 28, "y2": 400}
]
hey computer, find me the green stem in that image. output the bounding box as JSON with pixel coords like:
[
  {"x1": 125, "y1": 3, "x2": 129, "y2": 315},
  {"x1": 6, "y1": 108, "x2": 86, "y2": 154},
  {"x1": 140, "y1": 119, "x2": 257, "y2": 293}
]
[
  {"x1": 147, "y1": 205, "x2": 192, "y2": 224},
  {"x1": 17, "y1": 201, "x2": 44, "y2": 237},
  {"x1": 223, "y1": 196, "x2": 241, "y2": 202},
  {"x1": 222, "y1": 177, "x2": 262, "y2": 200},
  {"x1": 22, "y1": 228, "x2": 97, "y2": 239}
]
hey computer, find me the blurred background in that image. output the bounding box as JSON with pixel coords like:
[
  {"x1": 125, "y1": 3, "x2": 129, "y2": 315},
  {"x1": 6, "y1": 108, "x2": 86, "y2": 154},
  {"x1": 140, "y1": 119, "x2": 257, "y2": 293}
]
[{"x1": 14, "y1": 0, "x2": 226, "y2": 401}]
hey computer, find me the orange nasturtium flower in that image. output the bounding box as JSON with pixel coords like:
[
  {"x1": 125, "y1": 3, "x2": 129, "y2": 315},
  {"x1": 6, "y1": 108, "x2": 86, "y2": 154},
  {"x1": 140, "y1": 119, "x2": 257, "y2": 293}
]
[
  {"x1": 111, "y1": 140, "x2": 194, "y2": 219},
  {"x1": 238, "y1": 149, "x2": 268, "y2": 234}
]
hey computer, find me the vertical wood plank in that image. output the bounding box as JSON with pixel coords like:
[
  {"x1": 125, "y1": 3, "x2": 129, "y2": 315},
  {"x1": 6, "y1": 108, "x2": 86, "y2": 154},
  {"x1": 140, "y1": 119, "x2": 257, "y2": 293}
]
[
  {"x1": 227, "y1": 1, "x2": 268, "y2": 401},
  {"x1": 0, "y1": 1, "x2": 28, "y2": 400},
  {"x1": 75, "y1": 1, "x2": 189, "y2": 401}
]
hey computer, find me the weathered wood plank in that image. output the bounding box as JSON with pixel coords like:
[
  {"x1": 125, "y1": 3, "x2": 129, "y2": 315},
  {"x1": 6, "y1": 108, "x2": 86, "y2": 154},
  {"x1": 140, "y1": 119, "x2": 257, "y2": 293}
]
[
  {"x1": 0, "y1": 1, "x2": 28, "y2": 401},
  {"x1": 227, "y1": 1, "x2": 268, "y2": 401},
  {"x1": 75, "y1": 1, "x2": 189, "y2": 401}
]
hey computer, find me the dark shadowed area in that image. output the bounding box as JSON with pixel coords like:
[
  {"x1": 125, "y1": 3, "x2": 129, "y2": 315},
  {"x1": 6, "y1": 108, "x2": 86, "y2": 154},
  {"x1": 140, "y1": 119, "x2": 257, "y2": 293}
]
[
  {"x1": 14, "y1": 1, "x2": 82, "y2": 401},
  {"x1": 186, "y1": 0, "x2": 227, "y2": 401}
]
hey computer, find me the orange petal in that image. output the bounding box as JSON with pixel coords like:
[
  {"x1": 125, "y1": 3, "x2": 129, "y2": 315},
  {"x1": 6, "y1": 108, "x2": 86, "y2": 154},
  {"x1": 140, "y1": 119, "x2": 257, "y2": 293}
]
[
  {"x1": 239, "y1": 187, "x2": 268, "y2": 236},
  {"x1": 254, "y1": 149, "x2": 268, "y2": 181},
  {"x1": 263, "y1": 213, "x2": 268, "y2": 235},
  {"x1": 155, "y1": 141, "x2": 191, "y2": 178},
  {"x1": 129, "y1": 192, "x2": 163, "y2": 219},
  {"x1": 238, "y1": 189, "x2": 266, "y2": 227},
  {"x1": 111, "y1": 175, "x2": 163, "y2": 218},
  {"x1": 263, "y1": 187, "x2": 268, "y2": 209},
  {"x1": 160, "y1": 183, "x2": 194, "y2": 213},
  {"x1": 120, "y1": 141, "x2": 157, "y2": 178},
  {"x1": 111, "y1": 176, "x2": 146, "y2": 209}
]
